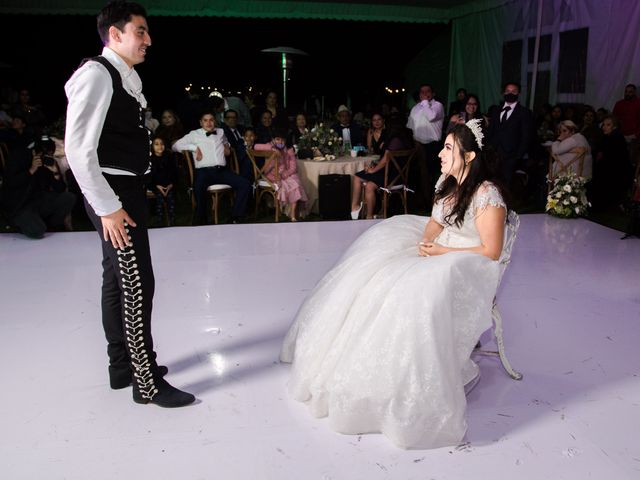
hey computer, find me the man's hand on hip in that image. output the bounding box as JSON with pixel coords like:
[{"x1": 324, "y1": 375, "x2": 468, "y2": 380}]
[{"x1": 101, "y1": 208, "x2": 137, "y2": 249}]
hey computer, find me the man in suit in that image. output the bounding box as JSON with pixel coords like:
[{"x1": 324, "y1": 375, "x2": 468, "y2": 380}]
[
  {"x1": 486, "y1": 81, "x2": 533, "y2": 186},
  {"x1": 331, "y1": 105, "x2": 365, "y2": 149},
  {"x1": 222, "y1": 109, "x2": 251, "y2": 181}
]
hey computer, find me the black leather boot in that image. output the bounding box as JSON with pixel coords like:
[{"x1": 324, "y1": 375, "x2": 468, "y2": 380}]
[
  {"x1": 110, "y1": 365, "x2": 169, "y2": 390},
  {"x1": 132, "y1": 377, "x2": 195, "y2": 408}
]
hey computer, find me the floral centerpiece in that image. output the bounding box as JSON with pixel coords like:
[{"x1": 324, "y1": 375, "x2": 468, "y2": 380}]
[
  {"x1": 296, "y1": 122, "x2": 342, "y2": 158},
  {"x1": 545, "y1": 173, "x2": 590, "y2": 218}
]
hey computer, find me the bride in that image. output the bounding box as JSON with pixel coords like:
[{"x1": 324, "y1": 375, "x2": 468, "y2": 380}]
[{"x1": 280, "y1": 119, "x2": 510, "y2": 449}]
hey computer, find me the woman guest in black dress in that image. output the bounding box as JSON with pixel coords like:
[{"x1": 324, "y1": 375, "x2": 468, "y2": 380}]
[
  {"x1": 351, "y1": 114, "x2": 414, "y2": 219},
  {"x1": 366, "y1": 112, "x2": 387, "y2": 155}
]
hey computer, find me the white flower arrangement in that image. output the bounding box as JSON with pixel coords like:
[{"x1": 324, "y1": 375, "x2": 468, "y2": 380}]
[
  {"x1": 297, "y1": 123, "x2": 342, "y2": 157},
  {"x1": 546, "y1": 173, "x2": 590, "y2": 218}
]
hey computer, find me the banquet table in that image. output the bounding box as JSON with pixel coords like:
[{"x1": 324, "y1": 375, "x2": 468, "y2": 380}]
[{"x1": 297, "y1": 154, "x2": 380, "y2": 214}]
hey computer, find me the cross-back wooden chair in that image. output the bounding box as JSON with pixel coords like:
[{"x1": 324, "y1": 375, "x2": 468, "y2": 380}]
[
  {"x1": 0, "y1": 142, "x2": 8, "y2": 174},
  {"x1": 246, "y1": 148, "x2": 281, "y2": 222},
  {"x1": 207, "y1": 147, "x2": 239, "y2": 224},
  {"x1": 472, "y1": 210, "x2": 523, "y2": 382},
  {"x1": 181, "y1": 148, "x2": 240, "y2": 224},
  {"x1": 181, "y1": 150, "x2": 197, "y2": 216},
  {"x1": 378, "y1": 147, "x2": 417, "y2": 218},
  {"x1": 547, "y1": 146, "x2": 588, "y2": 192}
]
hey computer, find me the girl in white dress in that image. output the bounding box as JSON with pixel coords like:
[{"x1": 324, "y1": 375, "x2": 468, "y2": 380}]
[{"x1": 280, "y1": 120, "x2": 510, "y2": 449}]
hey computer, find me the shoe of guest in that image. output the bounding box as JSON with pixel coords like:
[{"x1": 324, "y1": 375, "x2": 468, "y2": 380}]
[
  {"x1": 133, "y1": 377, "x2": 195, "y2": 408},
  {"x1": 350, "y1": 202, "x2": 363, "y2": 220}
]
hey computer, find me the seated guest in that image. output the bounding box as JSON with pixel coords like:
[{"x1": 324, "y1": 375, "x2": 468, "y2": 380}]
[
  {"x1": 0, "y1": 115, "x2": 35, "y2": 150},
  {"x1": 591, "y1": 114, "x2": 633, "y2": 211},
  {"x1": 255, "y1": 109, "x2": 276, "y2": 144},
  {"x1": 0, "y1": 136, "x2": 75, "y2": 238},
  {"x1": 287, "y1": 113, "x2": 308, "y2": 148},
  {"x1": 549, "y1": 104, "x2": 564, "y2": 134},
  {"x1": 254, "y1": 128, "x2": 309, "y2": 221},
  {"x1": 251, "y1": 89, "x2": 289, "y2": 130},
  {"x1": 144, "y1": 106, "x2": 159, "y2": 133},
  {"x1": 551, "y1": 120, "x2": 593, "y2": 180},
  {"x1": 447, "y1": 87, "x2": 467, "y2": 117},
  {"x1": 366, "y1": 112, "x2": 387, "y2": 155},
  {"x1": 331, "y1": 105, "x2": 365, "y2": 149},
  {"x1": 351, "y1": 114, "x2": 414, "y2": 219},
  {"x1": 222, "y1": 109, "x2": 250, "y2": 181},
  {"x1": 10, "y1": 89, "x2": 46, "y2": 137},
  {"x1": 149, "y1": 136, "x2": 177, "y2": 226},
  {"x1": 172, "y1": 111, "x2": 251, "y2": 224},
  {"x1": 580, "y1": 107, "x2": 602, "y2": 152},
  {"x1": 155, "y1": 109, "x2": 185, "y2": 147}
]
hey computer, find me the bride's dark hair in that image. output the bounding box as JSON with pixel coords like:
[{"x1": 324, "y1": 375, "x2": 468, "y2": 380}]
[{"x1": 434, "y1": 123, "x2": 509, "y2": 227}]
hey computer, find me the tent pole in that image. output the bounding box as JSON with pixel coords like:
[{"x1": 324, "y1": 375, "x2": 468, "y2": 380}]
[
  {"x1": 282, "y1": 52, "x2": 288, "y2": 109},
  {"x1": 529, "y1": 0, "x2": 544, "y2": 111}
]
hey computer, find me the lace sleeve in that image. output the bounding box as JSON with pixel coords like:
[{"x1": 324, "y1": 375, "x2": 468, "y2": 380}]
[
  {"x1": 430, "y1": 174, "x2": 448, "y2": 224},
  {"x1": 473, "y1": 182, "x2": 506, "y2": 215}
]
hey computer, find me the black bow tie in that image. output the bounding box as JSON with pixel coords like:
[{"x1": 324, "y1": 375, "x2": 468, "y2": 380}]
[{"x1": 206, "y1": 131, "x2": 216, "y2": 136}]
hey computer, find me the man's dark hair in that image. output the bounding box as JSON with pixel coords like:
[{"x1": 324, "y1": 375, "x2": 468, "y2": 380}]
[
  {"x1": 502, "y1": 81, "x2": 521, "y2": 92},
  {"x1": 626, "y1": 83, "x2": 637, "y2": 90},
  {"x1": 97, "y1": 1, "x2": 147, "y2": 46}
]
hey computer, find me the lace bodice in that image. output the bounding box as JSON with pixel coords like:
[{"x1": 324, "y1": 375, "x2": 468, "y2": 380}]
[{"x1": 431, "y1": 177, "x2": 506, "y2": 248}]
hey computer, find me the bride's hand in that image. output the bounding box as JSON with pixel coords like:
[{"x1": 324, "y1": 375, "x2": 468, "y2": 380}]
[{"x1": 418, "y1": 241, "x2": 446, "y2": 257}]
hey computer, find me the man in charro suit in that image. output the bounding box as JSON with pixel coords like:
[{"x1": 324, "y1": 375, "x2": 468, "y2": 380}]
[{"x1": 64, "y1": 1, "x2": 194, "y2": 407}]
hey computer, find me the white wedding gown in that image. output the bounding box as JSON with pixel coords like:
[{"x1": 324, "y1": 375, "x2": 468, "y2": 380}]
[{"x1": 280, "y1": 181, "x2": 506, "y2": 449}]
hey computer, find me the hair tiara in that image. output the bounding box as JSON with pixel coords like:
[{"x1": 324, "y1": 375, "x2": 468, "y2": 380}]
[{"x1": 466, "y1": 118, "x2": 484, "y2": 150}]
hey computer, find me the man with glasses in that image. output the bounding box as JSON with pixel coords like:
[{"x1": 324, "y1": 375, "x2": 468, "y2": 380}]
[{"x1": 222, "y1": 109, "x2": 251, "y2": 181}]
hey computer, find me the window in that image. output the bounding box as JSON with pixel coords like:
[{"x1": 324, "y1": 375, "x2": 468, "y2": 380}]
[
  {"x1": 528, "y1": 34, "x2": 551, "y2": 63},
  {"x1": 502, "y1": 39, "x2": 522, "y2": 89},
  {"x1": 557, "y1": 28, "x2": 588, "y2": 93}
]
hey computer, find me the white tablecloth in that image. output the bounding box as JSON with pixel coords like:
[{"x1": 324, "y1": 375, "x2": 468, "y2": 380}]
[{"x1": 297, "y1": 155, "x2": 379, "y2": 214}]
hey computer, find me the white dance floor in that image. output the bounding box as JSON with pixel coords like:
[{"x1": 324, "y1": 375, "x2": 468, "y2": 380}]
[{"x1": 1, "y1": 214, "x2": 639, "y2": 479}]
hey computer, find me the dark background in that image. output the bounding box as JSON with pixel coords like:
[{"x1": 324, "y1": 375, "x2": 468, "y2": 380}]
[{"x1": 0, "y1": 14, "x2": 447, "y2": 127}]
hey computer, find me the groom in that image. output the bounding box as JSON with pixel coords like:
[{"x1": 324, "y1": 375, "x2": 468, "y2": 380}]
[{"x1": 64, "y1": 1, "x2": 194, "y2": 407}]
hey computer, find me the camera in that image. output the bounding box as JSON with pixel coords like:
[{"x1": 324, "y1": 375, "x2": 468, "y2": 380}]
[
  {"x1": 42, "y1": 155, "x2": 56, "y2": 167},
  {"x1": 32, "y1": 135, "x2": 56, "y2": 157}
]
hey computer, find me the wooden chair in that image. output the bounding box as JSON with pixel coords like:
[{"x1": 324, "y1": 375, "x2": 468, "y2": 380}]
[
  {"x1": 181, "y1": 150, "x2": 197, "y2": 218},
  {"x1": 472, "y1": 210, "x2": 523, "y2": 381},
  {"x1": 547, "y1": 146, "x2": 588, "y2": 192},
  {"x1": 0, "y1": 142, "x2": 8, "y2": 173},
  {"x1": 246, "y1": 148, "x2": 281, "y2": 222},
  {"x1": 181, "y1": 149, "x2": 240, "y2": 225},
  {"x1": 378, "y1": 147, "x2": 417, "y2": 218},
  {"x1": 207, "y1": 148, "x2": 240, "y2": 225}
]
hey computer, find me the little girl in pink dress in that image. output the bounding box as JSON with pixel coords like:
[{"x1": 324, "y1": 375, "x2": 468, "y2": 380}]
[{"x1": 254, "y1": 131, "x2": 308, "y2": 221}]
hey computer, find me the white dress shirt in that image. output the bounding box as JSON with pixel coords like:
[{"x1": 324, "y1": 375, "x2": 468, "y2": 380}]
[
  {"x1": 172, "y1": 128, "x2": 229, "y2": 168},
  {"x1": 64, "y1": 47, "x2": 148, "y2": 216},
  {"x1": 407, "y1": 99, "x2": 444, "y2": 144}
]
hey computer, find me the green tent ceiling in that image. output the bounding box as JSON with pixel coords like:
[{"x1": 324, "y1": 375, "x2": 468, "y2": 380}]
[{"x1": 0, "y1": 0, "x2": 512, "y2": 24}]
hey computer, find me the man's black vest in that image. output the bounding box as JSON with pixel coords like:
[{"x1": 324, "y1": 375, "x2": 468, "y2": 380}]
[{"x1": 83, "y1": 56, "x2": 150, "y2": 175}]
